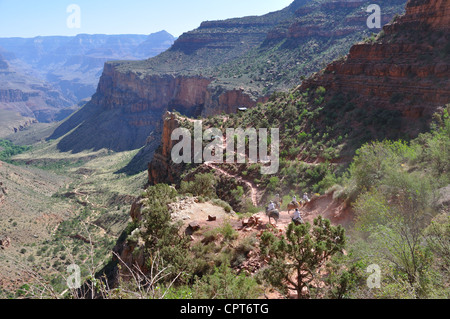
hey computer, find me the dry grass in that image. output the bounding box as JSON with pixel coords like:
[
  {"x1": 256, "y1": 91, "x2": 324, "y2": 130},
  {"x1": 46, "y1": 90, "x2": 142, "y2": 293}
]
[{"x1": 0, "y1": 133, "x2": 148, "y2": 296}]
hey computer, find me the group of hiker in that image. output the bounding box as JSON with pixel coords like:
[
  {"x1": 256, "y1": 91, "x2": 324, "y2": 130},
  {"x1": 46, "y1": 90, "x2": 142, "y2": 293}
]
[{"x1": 266, "y1": 193, "x2": 311, "y2": 225}]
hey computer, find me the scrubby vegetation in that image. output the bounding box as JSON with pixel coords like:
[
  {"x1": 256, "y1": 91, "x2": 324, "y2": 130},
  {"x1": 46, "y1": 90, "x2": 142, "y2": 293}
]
[
  {"x1": 137, "y1": 107, "x2": 448, "y2": 299},
  {"x1": 91, "y1": 184, "x2": 262, "y2": 299},
  {"x1": 260, "y1": 216, "x2": 346, "y2": 299},
  {"x1": 175, "y1": 82, "x2": 413, "y2": 208},
  {"x1": 0, "y1": 139, "x2": 31, "y2": 162},
  {"x1": 328, "y1": 106, "x2": 450, "y2": 298}
]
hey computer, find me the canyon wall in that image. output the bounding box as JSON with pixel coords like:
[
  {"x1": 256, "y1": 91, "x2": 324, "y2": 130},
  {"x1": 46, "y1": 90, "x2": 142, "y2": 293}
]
[
  {"x1": 302, "y1": 0, "x2": 450, "y2": 127},
  {"x1": 52, "y1": 0, "x2": 407, "y2": 157},
  {"x1": 266, "y1": 0, "x2": 406, "y2": 41},
  {"x1": 94, "y1": 63, "x2": 213, "y2": 116},
  {"x1": 395, "y1": 0, "x2": 450, "y2": 30},
  {"x1": 148, "y1": 0, "x2": 449, "y2": 186},
  {"x1": 0, "y1": 53, "x2": 73, "y2": 122},
  {"x1": 94, "y1": 63, "x2": 266, "y2": 118}
]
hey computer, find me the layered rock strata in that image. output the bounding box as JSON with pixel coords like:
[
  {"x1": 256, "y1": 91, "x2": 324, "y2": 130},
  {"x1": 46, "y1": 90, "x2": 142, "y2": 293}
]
[{"x1": 302, "y1": 0, "x2": 450, "y2": 124}]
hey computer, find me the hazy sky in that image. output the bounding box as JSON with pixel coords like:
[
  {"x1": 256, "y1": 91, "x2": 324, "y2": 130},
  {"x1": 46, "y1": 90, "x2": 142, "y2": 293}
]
[{"x1": 0, "y1": 0, "x2": 294, "y2": 38}]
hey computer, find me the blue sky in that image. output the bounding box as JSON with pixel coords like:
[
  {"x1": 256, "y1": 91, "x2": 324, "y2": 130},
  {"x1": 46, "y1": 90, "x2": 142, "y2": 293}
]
[{"x1": 0, "y1": 0, "x2": 294, "y2": 38}]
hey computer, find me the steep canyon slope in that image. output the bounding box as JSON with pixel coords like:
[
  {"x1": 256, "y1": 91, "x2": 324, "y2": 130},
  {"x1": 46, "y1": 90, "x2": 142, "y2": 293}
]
[
  {"x1": 302, "y1": 0, "x2": 450, "y2": 138},
  {"x1": 148, "y1": 0, "x2": 449, "y2": 190},
  {"x1": 50, "y1": 0, "x2": 407, "y2": 172}
]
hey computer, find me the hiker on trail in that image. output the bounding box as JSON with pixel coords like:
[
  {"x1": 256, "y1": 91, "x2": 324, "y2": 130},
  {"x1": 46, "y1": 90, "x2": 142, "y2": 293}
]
[
  {"x1": 266, "y1": 201, "x2": 280, "y2": 225},
  {"x1": 267, "y1": 201, "x2": 276, "y2": 212},
  {"x1": 292, "y1": 208, "x2": 304, "y2": 225},
  {"x1": 303, "y1": 193, "x2": 310, "y2": 203}
]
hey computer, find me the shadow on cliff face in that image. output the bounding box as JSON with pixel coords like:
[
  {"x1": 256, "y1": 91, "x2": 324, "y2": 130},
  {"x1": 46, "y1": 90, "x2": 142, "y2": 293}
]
[
  {"x1": 115, "y1": 131, "x2": 162, "y2": 176},
  {"x1": 47, "y1": 100, "x2": 162, "y2": 154}
]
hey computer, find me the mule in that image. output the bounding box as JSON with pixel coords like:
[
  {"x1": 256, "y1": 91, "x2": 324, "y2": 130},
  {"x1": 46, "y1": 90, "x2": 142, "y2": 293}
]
[
  {"x1": 266, "y1": 209, "x2": 280, "y2": 225},
  {"x1": 287, "y1": 201, "x2": 301, "y2": 213}
]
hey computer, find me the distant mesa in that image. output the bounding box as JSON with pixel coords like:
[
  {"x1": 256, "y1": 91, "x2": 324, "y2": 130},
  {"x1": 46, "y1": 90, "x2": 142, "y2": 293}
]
[{"x1": 0, "y1": 31, "x2": 175, "y2": 123}]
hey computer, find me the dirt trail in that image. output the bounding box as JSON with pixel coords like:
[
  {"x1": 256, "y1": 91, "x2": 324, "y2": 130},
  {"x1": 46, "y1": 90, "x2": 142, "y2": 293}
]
[{"x1": 204, "y1": 162, "x2": 259, "y2": 207}]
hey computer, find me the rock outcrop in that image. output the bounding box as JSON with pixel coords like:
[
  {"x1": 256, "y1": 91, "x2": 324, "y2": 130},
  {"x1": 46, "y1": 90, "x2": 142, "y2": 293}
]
[
  {"x1": 0, "y1": 180, "x2": 7, "y2": 206},
  {"x1": 97, "y1": 62, "x2": 270, "y2": 118},
  {"x1": 148, "y1": 112, "x2": 185, "y2": 185},
  {"x1": 302, "y1": 0, "x2": 450, "y2": 131},
  {"x1": 0, "y1": 236, "x2": 11, "y2": 249},
  {"x1": 391, "y1": 0, "x2": 450, "y2": 31},
  {"x1": 95, "y1": 64, "x2": 213, "y2": 116}
]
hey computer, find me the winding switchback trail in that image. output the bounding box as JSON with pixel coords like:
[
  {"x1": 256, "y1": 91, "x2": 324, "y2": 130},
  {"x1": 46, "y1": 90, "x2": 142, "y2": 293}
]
[{"x1": 204, "y1": 162, "x2": 258, "y2": 207}]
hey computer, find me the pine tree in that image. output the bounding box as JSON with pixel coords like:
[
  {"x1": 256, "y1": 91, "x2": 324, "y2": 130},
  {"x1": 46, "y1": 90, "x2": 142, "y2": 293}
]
[{"x1": 260, "y1": 216, "x2": 346, "y2": 299}]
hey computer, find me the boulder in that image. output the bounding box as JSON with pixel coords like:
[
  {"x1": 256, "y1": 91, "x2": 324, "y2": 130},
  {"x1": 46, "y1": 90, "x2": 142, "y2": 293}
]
[
  {"x1": 185, "y1": 222, "x2": 201, "y2": 236},
  {"x1": 0, "y1": 236, "x2": 11, "y2": 249},
  {"x1": 188, "y1": 222, "x2": 201, "y2": 232}
]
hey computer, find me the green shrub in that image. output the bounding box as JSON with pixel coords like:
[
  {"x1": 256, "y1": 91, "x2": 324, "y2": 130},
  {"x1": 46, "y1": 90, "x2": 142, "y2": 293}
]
[
  {"x1": 211, "y1": 198, "x2": 232, "y2": 213},
  {"x1": 267, "y1": 176, "x2": 280, "y2": 192},
  {"x1": 0, "y1": 140, "x2": 31, "y2": 162},
  {"x1": 216, "y1": 221, "x2": 238, "y2": 242},
  {"x1": 193, "y1": 263, "x2": 262, "y2": 299},
  {"x1": 180, "y1": 173, "x2": 217, "y2": 198}
]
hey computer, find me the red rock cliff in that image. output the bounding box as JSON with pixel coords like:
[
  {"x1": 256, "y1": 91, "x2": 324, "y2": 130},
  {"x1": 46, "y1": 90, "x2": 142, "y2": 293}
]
[
  {"x1": 148, "y1": 112, "x2": 184, "y2": 185},
  {"x1": 94, "y1": 63, "x2": 212, "y2": 116},
  {"x1": 94, "y1": 63, "x2": 267, "y2": 118},
  {"x1": 302, "y1": 0, "x2": 450, "y2": 125}
]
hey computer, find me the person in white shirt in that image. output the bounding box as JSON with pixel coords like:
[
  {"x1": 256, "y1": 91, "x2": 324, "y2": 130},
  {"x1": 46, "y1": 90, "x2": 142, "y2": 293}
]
[
  {"x1": 292, "y1": 208, "x2": 303, "y2": 225},
  {"x1": 303, "y1": 193, "x2": 310, "y2": 202},
  {"x1": 267, "y1": 201, "x2": 276, "y2": 212}
]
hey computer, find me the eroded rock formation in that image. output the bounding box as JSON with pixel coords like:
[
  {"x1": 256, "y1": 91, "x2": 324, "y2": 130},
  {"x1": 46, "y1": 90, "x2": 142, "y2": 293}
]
[
  {"x1": 148, "y1": 112, "x2": 185, "y2": 185},
  {"x1": 302, "y1": 0, "x2": 450, "y2": 127}
]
